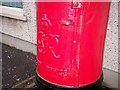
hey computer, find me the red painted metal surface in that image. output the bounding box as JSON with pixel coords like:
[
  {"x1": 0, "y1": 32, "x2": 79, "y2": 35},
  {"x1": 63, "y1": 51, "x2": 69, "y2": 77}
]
[{"x1": 36, "y1": 1, "x2": 110, "y2": 87}]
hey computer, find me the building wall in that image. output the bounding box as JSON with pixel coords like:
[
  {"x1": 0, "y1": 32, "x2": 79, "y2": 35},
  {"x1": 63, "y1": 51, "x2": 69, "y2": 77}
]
[
  {"x1": 0, "y1": 2, "x2": 118, "y2": 73},
  {"x1": 103, "y1": 2, "x2": 118, "y2": 72},
  {"x1": 1, "y1": 2, "x2": 36, "y2": 44}
]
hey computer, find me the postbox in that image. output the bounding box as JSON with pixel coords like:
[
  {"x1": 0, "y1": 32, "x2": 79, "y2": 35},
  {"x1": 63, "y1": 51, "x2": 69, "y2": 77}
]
[{"x1": 36, "y1": 1, "x2": 110, "y2": 90}]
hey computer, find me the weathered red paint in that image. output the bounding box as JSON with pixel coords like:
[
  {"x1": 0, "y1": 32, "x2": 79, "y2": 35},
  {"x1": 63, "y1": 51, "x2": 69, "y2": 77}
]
[{"x1": 36, "y1": 1, "x2": 110, "y2": 87}]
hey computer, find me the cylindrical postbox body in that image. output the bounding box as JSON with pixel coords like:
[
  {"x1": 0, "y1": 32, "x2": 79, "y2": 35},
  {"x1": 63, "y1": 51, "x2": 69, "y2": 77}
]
[{"x1": 36, "y1": 1, "x2": 110, "y2": 89}]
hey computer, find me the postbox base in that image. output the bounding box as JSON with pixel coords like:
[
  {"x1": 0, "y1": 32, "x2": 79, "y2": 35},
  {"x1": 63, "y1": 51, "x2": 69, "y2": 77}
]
[{"x1": 36, "y1": 74, "x2": 103, "y2": 90}]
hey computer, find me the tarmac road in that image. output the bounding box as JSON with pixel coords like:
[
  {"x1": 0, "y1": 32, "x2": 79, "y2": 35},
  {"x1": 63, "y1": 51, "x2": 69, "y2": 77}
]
[{"x1": 2, "y1": 43, "x2": 36, "y2": 89}]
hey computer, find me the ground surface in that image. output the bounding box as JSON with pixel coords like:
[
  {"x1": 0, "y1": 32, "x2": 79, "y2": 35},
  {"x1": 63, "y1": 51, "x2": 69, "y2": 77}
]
[{"x1": 2, "y1": 43, "x2": 36, "y2": 89}]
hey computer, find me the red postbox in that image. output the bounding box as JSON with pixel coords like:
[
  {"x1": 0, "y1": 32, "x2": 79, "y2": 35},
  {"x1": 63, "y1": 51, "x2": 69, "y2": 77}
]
[{"x1": 36, "y1": 1, "x2": 110, "y2": 90}]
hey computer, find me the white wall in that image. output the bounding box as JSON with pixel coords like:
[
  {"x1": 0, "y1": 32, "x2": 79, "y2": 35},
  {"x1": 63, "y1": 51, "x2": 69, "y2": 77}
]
[
  {"x1": 1, "y1": 2, "x2": 36, "y2": 44},
  {"x1": 103, "y1": 2, "x2": 118, "y2": 72},
  {"x1": 0, "y1": 2, "x2": 118, "y2": 73}
]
